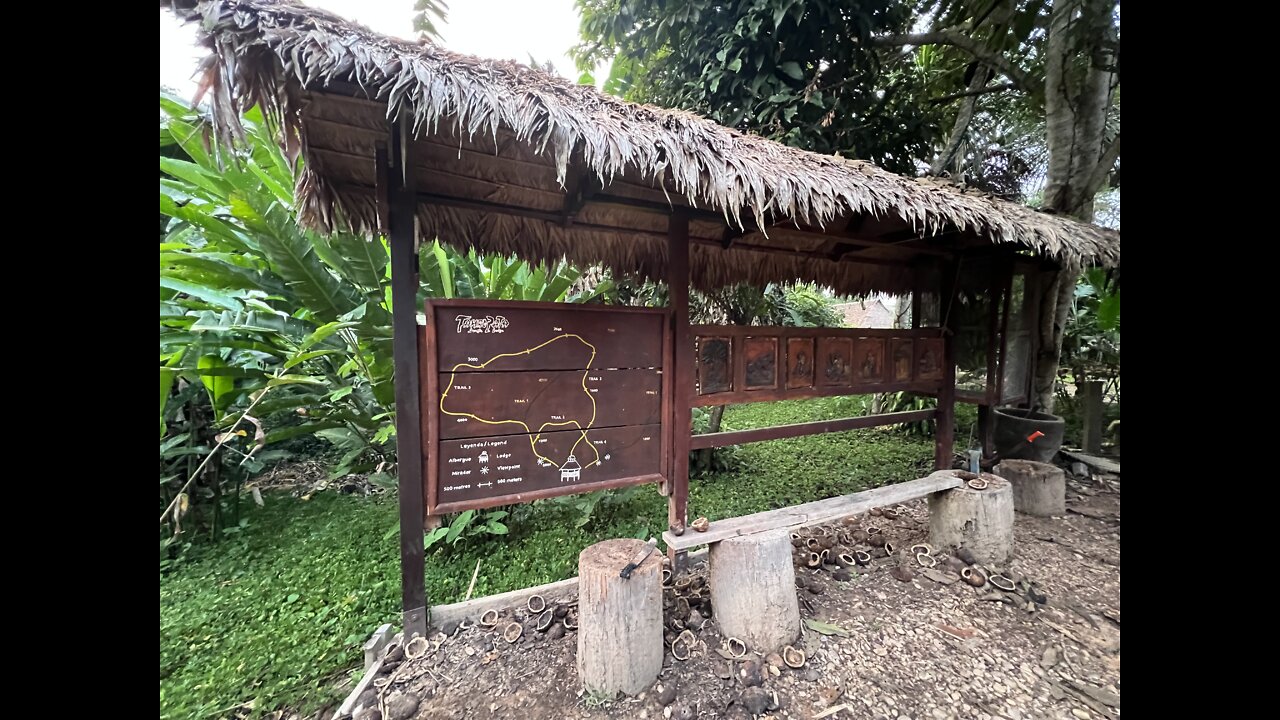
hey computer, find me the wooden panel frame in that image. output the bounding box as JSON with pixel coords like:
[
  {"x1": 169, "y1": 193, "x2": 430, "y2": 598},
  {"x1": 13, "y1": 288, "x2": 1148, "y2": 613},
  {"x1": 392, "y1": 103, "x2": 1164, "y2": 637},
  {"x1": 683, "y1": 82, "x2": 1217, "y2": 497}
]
[
  {"x1": 693, "y1": 326, "x2": 944, "y2": 406},
  {"x1": 423, "y1": 299, "x2": 672, "y2": 517},
  {"x1": 691, "y1": 408, "x2": 937, "y2": 449}
]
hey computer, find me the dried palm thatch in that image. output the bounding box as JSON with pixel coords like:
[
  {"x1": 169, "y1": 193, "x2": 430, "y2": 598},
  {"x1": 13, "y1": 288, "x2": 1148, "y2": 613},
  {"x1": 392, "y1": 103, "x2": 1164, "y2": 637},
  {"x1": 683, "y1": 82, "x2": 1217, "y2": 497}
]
[{"x1": 168, "y1": 0, "x2": 1119, "y2": 296}]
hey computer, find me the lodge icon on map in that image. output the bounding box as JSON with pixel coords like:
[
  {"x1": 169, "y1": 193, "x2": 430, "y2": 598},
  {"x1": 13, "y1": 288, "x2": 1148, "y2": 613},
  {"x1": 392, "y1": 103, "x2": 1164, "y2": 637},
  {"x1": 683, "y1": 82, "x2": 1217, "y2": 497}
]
[{"x1": 560, "y1": 455, "x2": 582, "y2": 482}]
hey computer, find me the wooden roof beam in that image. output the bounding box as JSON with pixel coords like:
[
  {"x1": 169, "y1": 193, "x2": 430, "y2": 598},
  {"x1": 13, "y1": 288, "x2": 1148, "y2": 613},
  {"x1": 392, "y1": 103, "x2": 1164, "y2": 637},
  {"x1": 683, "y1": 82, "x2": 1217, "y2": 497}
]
[
  {"x1": 561, "y1": 160, "x2": 601, "y2": 227},
  {"x1": 721, "y1": 220, "x2": 758, "y2": 249}
]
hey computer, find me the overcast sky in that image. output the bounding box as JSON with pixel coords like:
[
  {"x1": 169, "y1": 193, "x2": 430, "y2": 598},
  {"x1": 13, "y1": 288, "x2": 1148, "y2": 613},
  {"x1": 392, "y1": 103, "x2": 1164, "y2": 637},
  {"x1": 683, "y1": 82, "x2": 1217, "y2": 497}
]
[{"x1": 159, "y1": 0, "x2": 596, "y2": 99}]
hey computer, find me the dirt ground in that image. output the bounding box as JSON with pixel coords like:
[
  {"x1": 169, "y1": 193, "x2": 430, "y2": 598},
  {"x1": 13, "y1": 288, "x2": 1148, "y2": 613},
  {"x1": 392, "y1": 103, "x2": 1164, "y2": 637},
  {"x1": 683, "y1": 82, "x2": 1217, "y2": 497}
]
[{"x1": 355, "y1": 469, "x2": 1119, "y2": 720}]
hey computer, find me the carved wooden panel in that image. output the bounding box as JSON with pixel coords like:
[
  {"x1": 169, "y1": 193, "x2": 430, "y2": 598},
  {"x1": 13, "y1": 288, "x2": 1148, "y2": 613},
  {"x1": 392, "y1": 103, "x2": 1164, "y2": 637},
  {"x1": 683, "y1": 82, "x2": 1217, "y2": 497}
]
[
  {"x1": 891, "y1": 338, "x2": 915, "y2": 383},
  {"x1": 743, "y1": 337, "x2": 778, "y2": 390},
  {"x1": 691, "y1": 326, "x2": 947, "y2": 407},
  {"x1": 786, "y1": 337, "x2": 816, "y2": 389},
  {"x1": 697, "y1": 336, "x2": 732, "y2": 394},
  {"x1": 818, "y1": 336, "x2": 853, "y2": 387}
]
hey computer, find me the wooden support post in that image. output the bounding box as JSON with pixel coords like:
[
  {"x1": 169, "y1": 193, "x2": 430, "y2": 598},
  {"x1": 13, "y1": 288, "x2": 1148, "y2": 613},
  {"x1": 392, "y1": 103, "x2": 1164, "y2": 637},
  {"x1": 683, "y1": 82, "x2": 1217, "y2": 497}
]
[
  {"x1": 996, "y1": 258, "x2": 1014, "y2": 403},
  {"x1": 708, "y1": 529, "x2": 800, "y2": 653},
  {"x1": 667, "y1": 210, "x2": 692, "y2": 567},
  {"x1": 577, "y1": 539, "x2": 664, "y2": 697},
  {"x1": 935, "y1": 263, "x2": 957, "y2": 470},
  {"x1": 911, "y1": 264, "x2": 923, "y2": 330},
  {"x1": 1080, "y1": 380, "x2": 1104, "y2": 453},
  {"x1": 977, "y1": 260, "x2": 1002, "y2": 462},
  {"x1": 978, "y1": 404, "x2": 994, "y2": 463},
  {"x1": 384, "y1": 123, "x2": 428, "y2": 641},
  {"x1": 1023, "y1": 270, "x2": 1043, "y2": 403}
]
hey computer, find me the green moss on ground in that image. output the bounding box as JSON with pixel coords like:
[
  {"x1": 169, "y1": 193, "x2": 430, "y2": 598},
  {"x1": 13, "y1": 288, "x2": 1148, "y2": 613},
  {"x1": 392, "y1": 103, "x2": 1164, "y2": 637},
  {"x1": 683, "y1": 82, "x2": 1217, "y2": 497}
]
[{"x1": 159, "y1": 397, "x2": 933, "y2": 718}]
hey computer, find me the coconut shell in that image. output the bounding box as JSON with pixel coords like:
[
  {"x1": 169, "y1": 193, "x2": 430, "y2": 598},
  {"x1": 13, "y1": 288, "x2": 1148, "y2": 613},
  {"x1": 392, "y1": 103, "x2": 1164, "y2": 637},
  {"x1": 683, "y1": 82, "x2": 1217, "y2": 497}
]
[{"x1": 674, "y1": 597, "x2": 691, "y2": 619}]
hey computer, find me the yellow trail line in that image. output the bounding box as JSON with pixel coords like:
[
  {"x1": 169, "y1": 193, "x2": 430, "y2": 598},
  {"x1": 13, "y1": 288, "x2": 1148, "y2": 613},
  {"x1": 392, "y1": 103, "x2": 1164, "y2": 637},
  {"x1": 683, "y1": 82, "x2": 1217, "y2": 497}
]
[{"x1": 439, "y1": 333, "x2": 601, "y2": 469}]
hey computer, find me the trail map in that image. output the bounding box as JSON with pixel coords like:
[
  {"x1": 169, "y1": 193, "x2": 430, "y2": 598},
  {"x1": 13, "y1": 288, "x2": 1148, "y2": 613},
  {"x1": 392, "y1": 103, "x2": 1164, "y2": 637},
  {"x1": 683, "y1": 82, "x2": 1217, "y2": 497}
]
[{"x1": 425, "y1": 302, "x2": 667, "y2": 513}]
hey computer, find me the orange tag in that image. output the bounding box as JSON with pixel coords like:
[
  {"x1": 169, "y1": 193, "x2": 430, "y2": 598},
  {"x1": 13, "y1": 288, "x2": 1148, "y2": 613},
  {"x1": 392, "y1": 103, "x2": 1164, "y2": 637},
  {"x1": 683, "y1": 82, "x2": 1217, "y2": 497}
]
[{"x1": 1026, "y1": 430, "x2": 1045, "y2": 443}]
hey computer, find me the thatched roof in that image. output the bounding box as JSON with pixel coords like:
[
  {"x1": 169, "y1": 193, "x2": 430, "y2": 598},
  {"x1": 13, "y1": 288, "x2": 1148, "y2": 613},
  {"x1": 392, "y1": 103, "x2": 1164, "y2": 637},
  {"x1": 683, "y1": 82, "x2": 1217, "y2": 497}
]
[{"x1": 170, "y1": 0, "x2": 1120, "y2": 296}]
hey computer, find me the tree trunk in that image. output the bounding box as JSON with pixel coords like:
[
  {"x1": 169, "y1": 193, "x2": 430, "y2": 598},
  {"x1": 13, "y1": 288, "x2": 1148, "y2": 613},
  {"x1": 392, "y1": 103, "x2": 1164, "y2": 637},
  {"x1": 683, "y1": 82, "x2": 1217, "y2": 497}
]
[
  {"x1": 872, "y1": 296, "x2": 914, "y2": 415},
  {"x1": 1032, "y1": 263, "x2": 1077, "y2": 411},
  {"x1": 996, "y1": 459, "x2": 1066, "y2": 517},
  {"x1": 930, "y1": 66, "x2": 992, "y2": 177},
  {"x1": 577, "y1": 539, "x2": 664, "y2": 697},
  {"x1": 708, "y1": 529, "x2": 800, "y2": 653},
  {"x1": 697, "y1": 404, "x2": 726, "y2": 468},
  {"x1": 928, "y1": 473, "x2": 1015, "y2": 567},
  {"x1": 1079, "y1": 380, "x2": 1104, "y2": 453},
  {"x1": 1032, "y1": 0, "x2": 1118, "y2": 412}
]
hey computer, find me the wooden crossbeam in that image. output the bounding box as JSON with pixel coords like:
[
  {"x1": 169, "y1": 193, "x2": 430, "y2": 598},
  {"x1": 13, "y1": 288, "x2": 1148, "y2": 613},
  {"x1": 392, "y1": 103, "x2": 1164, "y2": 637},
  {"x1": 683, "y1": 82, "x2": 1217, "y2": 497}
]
[
  {"x1": 689, "y1": 409, "x2": 936, "y2": 449},
  {"x1": 561, "y1": 161, "x2": 601, "y2": 226},
  {"x1": 722, "y1": 222, "x2": 754, "y2": 249}
]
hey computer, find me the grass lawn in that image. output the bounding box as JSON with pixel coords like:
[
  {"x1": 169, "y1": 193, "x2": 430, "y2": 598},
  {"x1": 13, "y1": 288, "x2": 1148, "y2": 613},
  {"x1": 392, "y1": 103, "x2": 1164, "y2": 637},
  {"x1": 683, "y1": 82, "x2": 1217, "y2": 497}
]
[{"x1": 160, "y1": 397, "x2": 936, "y2": 718}]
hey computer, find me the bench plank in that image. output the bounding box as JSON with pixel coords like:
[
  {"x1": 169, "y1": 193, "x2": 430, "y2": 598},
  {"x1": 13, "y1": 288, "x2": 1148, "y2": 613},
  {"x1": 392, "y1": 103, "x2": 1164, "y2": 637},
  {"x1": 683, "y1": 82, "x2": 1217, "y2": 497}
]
[
  {"x1": 663, "y1": 474, "x2": 963, "y2": 552},
  {"x1": 1060, "y1": 450, "x2": 1120, "y2": 475}
]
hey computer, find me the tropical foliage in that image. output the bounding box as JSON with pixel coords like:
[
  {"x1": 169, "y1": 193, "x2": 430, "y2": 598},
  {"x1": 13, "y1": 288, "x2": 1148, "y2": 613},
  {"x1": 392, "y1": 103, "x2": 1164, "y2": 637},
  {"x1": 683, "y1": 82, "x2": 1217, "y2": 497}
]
[
  {"x1": 160, "y1": 92, "x2": 605, "y2": 547},
  {"x1": 576, "y1": 0, "x2": 1121, "y2": 410},
  {"x1": 573, "y1": 0, "x2": 939, "y2": 174},
  {"x1": 412, "y1": 0, "x2": 449, "y2": 40},
  {"x1": 1062, "y1": 268, "x2": 1120, "y2": 383}
]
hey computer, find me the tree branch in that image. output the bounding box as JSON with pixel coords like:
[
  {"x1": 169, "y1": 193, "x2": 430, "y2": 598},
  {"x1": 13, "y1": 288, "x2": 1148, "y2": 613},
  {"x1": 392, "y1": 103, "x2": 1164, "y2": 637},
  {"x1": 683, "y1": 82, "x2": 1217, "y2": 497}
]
[
  {"x1": 930, "y1": 66, "x2": 992, "y2": 176},
  {"x1": 1087, "y1": 133, "x2": 1121, "y2": 196},
  {"x1": 868, "y1": 31, "x2": 1033, "y2": 91},
  {"x1": 929, "y1": 82, "x2": 1016, "y2": 104}
]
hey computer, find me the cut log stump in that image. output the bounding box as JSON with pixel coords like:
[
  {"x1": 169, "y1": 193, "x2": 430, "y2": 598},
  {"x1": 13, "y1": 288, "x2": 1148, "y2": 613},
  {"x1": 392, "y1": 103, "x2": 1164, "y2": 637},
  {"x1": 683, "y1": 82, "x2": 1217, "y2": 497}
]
[
  {"x1": 997, "y1": 459, "x2": 1066, "y2": 516},
  {"x1": 709, "y1": 528, "x2": 800, "y2": 653},
  {"x1": 928, "y1": 471, "x2": 1014, "y2": 566},
  {"x1": 577, "y1": 539, "x2": 663, "y2": 698}
]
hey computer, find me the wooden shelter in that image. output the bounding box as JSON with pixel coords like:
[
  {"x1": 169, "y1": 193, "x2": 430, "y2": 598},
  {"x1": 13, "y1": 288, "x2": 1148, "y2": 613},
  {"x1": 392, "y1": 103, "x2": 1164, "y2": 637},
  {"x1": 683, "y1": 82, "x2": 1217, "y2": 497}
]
[{"x1": 172, "y1": 0, "x2": 1121, "y2": 638}]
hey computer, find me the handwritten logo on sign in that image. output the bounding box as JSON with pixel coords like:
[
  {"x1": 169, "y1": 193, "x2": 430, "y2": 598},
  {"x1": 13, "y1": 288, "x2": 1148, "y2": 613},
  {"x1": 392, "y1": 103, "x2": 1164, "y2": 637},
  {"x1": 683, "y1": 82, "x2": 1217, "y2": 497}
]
[{"x1": 455, "y1": 315, "x2": 510, "y2": 334}]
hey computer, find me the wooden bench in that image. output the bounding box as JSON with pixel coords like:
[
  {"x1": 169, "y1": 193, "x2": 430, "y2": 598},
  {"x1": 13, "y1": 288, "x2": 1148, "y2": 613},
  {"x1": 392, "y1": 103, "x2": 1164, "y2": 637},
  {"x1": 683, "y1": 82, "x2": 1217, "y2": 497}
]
[
  {"x1": 667, "y1": 473, "x2": 966, "y2": 653},
  {"x1": 662, "y1": 473, "x2": 964, "y2": 552}
]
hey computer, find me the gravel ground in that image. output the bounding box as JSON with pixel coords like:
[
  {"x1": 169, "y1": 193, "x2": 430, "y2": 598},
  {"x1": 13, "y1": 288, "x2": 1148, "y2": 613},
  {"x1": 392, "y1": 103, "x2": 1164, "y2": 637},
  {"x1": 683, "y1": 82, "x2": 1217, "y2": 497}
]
[{"x1": 351, "y1": 470, "x2": 1119, "y2": 720}]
